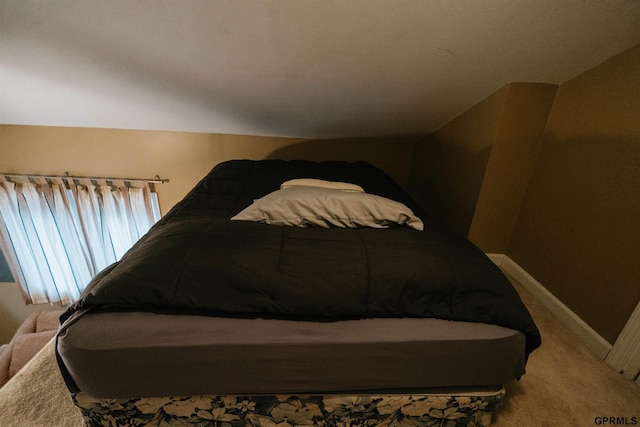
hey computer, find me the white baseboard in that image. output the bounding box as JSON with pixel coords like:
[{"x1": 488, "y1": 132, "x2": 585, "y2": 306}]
[
  {"x1": 486, "y1": 253, "x2": 505, "y2": 267},
  {"x1": 487, "y1": 253, "x2": 612, "y2": 359}
]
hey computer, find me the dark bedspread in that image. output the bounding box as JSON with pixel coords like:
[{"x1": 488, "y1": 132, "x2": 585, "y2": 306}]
[{"x1": 60, "y1": 159, "x2": 541, "y2": 357}]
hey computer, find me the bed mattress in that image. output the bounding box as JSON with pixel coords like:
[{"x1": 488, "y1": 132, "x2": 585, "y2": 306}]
[
  {"x1": 57, "y1": 311, "x2": 525, "y2": 398},
  {"x1": 56, "y1": 159, "x2": 540, "y2": 403}
]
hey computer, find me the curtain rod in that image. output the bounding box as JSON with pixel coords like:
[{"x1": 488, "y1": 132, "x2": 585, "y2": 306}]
[{"x1": 0, "y1": 172, "x2": 169, "y2": 185}]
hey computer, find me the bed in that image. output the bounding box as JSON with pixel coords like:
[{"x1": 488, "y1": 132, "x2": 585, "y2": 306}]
[{"x1": 55, "y1": 159, "x2": 541, "y2": 426}]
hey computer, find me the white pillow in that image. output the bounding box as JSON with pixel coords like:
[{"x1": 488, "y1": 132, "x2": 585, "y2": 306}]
[
  {"x1": 231, "y1": 187, "x2": 423, "y2": 231},
  {"x1": 280, "y1": 178, "x2": 365, "y2": 193}
]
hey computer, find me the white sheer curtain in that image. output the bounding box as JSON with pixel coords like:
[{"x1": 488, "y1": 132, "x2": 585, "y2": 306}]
[{"x1": 0, "y1": 176, "x2": 161, "y2": 305}]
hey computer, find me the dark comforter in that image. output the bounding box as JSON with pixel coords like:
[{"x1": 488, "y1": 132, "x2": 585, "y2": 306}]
[{"x1": 60, "y1": 159, "x2": 541, "y2": 357}]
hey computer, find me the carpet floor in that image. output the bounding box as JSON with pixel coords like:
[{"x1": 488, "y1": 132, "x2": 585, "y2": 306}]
[
  {"x1": 0, "y1": 273, "x2": 638, "y2": 426},
  {"x1": 493, "y1": 274, "x2": 640, "y2": 426}
]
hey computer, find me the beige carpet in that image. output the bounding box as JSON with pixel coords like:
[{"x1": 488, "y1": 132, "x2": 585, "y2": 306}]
[
  {"x1": 0, "y1": 339, "x2": 84, "y2": 427},
  {"x1": 0, "y1": 275, "x2": 639, "y2": 426}
]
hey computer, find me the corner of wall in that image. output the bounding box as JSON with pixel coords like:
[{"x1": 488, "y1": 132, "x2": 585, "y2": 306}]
[
  {"x1": 468, "y1": 83, "x2": 557, "y2": 253},
  {"x1": 406, "y1": 85, "x2": 510, "y2": 237}
]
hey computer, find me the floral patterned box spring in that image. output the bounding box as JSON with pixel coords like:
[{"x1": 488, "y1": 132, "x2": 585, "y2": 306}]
[{"x1": 72, "y1": 387, "x2": 505, "y2": 427}]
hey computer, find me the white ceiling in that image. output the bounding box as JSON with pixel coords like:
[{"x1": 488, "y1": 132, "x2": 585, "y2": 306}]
[{"x1": 2, "y1": 1, "x2": 640, "y2": 139}]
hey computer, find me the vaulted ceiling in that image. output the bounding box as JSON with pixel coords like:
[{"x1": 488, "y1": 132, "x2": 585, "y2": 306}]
[{"x1": 2, "y1": 1, "x2": 640, "y2": 138}]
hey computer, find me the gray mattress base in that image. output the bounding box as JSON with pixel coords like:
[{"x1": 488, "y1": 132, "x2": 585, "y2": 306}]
[{"x1": 57, "y1": 312, "x2": 526, "y2": 398}]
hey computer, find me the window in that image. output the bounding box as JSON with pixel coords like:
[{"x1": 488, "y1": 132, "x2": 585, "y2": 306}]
[
  {"x1": 0, "y1": 175, "x2": 161, "y2": 306},
  {"x1": 0, "y1": 247, "x2": 13, "y2": 282}
]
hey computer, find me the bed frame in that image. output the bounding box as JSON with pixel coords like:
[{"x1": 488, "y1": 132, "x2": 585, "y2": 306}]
[{"x1": 72, "y1": 388, "x2": 506, "y2": 426}]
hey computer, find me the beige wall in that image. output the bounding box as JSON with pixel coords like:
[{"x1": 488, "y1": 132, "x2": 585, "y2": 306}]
[
  {"x1": 0, "y1": 126, "x2": 413, "y2": 216},
  {"x1": 0, "y1": 282, "x2": 51, "y2": 344},
  {"x1": 508, "y1": 43, "x2": 640, "y2": 344},
  {"x1": 0, "y1": 126, "x2": 305, "y2": 218},
  {"x1": 0, "y1": 125, "x2": 416, "y2": 342}
]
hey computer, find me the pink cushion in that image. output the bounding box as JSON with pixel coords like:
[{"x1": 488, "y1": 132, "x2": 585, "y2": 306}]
[
  {"x1": 8, "y1": 330, "x2": 56, "y2": 378},
  {"x1": 35, "y1": 310, "x2": 63, "y2": 332}
]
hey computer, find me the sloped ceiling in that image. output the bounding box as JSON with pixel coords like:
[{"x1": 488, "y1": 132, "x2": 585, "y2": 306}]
[{"x1": 2, "y1": 1, "x2": 640, "y2": 138}]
